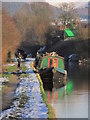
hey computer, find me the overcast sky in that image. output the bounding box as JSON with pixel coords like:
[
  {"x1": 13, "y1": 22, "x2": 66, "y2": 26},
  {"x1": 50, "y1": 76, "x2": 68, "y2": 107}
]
[
  {"x1": 2, "y1": 0, "x2": 89, "y2": 2},
  {"x1": 46, "y1": 0, "x2": 89, "y2": 8},
  {"x1": 46, "y1": 0, "x2": 89, "y2": 2},
  {"x1": 1, "y1": 0, "x2": 89, "y2": 9}
]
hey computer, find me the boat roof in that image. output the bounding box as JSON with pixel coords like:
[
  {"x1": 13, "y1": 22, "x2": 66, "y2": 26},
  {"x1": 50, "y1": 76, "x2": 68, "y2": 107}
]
[
  {"x1": 43, "y1": 52, "x2": 64, "y2": 60},
  {"x1": 64, "y1": 28, "x2": 74, "y2": 37}
]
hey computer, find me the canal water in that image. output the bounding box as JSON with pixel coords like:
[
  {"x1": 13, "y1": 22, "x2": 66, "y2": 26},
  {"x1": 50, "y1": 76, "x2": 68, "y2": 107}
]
[{"x1": 44, "y1": 62, "x2": 89, "y2": 118}]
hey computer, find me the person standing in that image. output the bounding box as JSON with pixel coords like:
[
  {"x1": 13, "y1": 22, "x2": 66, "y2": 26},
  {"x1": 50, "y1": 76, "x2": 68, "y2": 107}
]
[{"x1": 17, "y1": 52, "x2": 21, "y2": 68}]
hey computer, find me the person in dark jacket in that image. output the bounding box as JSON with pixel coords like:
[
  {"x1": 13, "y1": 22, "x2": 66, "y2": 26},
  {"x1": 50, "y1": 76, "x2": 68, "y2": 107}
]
[{"x1": 17, "y1": 52, "x2": 21, "y2": 68}]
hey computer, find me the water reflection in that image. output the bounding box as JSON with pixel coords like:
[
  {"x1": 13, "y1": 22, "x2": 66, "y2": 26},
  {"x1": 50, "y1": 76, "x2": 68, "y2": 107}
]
[
  {"x1": 42, "y1": 62, "x2": 88, "y2": 118},
  {"x1": 44, "y1": 80, "x2": 74, "y2": 103},
  {"x1": 45, "y1": 87, "x2": 66, "y2": 103}
]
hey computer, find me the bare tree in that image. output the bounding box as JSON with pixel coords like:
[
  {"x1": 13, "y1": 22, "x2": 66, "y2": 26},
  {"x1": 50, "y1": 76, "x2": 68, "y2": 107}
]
[
  {"x1": 59, "y1": 2, "x2": 78, "y2": 25},
  {"x1": 59, "y1": 2, "x2": 88, "y2": 40},
  {"x1": 14, "y1": 2, "x2": 53, "y2": 45}
]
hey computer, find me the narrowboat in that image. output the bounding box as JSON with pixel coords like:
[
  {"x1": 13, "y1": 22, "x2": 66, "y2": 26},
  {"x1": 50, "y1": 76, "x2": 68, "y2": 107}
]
[{"x1": 34, "y1": 52, "x2": 67, "y2": 88}]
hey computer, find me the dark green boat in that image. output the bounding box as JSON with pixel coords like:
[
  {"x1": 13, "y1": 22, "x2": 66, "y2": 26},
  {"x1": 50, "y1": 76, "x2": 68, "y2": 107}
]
[{"x1": 34, "y1": 52, "x2": 67, "y2": 88}]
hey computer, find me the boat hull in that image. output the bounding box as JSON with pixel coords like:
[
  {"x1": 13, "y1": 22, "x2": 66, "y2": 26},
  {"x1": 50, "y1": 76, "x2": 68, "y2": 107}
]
[
  {"x1": 39, "y1": 68, "x2": 67, "y2": 90},
  {"x1": 53, "y1": 69, "x2": 66, "y2": 89}
]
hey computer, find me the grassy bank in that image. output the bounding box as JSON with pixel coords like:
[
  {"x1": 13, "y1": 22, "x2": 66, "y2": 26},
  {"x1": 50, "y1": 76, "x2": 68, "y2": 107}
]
[
  {"x1": 1, "y1": 64, "x2": 19, "y2": 110},
  {"x1": 1, "y1": 63, "x2": 29, "y2": 109},
  {"x1": 19, "y1": 64, "x2": 29, "y2": 78},
  {"x1": 2, "y1": 64, "x2": 17, "y2": 93},
  {"x1": 31, "y1": 62, "x2": 56, "y2": 119}
]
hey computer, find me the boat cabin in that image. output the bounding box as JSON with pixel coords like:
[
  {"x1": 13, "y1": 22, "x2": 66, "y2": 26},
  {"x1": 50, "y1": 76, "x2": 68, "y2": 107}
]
[{"x1": 40, "y1": 52, "x2": 65, "y2": 71}]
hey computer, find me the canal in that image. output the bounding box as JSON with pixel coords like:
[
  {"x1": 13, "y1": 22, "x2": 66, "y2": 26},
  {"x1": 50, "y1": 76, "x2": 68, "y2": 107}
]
[{"x1": 44, "y1": 62, "x2": 89, "y2": 118}]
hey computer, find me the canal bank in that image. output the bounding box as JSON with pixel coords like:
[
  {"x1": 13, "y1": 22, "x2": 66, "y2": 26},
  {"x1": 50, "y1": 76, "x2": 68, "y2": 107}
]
[
  {"x1": 1, "y1": 63, "x2": 19, "y2": 111},
  {"x1": 0, "y1": 58, "x2": 49, "y2": 119},
  {"x1": 1, "y1": 62, "x2": 30, "y2": 111},
  {"x1": 31, "y1": 62, "x2": 56, "y2": 118}
]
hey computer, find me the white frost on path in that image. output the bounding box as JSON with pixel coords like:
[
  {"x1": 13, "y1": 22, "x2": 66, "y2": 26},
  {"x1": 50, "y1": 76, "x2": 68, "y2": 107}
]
[{"x1": 0, "y1": 58, "x2": 48, "y2": 119}]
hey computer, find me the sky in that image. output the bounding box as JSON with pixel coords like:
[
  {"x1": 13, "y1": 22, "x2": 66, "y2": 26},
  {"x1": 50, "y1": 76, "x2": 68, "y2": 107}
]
[
  {"x1": 1, "y1": 0, "x2": 89, "y2": 2},
  {"x1": 46, "y1": 0, "x2": 89, "y2": 8},
  {"x1": 46, "y1": 0, "x2": 89, "y2": 2},
  {"x1": 1, "y1": 0, "x2": 89, "y2": 8}
]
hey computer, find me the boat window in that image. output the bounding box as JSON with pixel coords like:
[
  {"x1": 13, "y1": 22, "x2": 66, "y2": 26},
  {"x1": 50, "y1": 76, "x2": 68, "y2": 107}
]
[
  {"x1": 48, "y1": 58, "x2": 58, "y2": 68},
  {"x1": 50, "y1": 59, "x2": 53, "y2": 67},
  {"x1": 53, "y1": 59, "x2": 57, "y2": 67}
]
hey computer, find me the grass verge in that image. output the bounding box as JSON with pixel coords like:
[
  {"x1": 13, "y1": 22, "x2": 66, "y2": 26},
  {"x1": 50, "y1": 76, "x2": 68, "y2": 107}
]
[
  {"x1": 19, "y1": 74, "x2": 29, "y2": 78},
  {"x1": 2, "y1": 64, "x2": 17, "y2": 94},
  {"x1": 19, "y1": 64, "x2": 29, "y2": 78},
  {"x1": 31, "y1": 62, "x2": 56, "y2": 119},
  {"x1": 21, "y1": 64, "x2": 29, "y2": 72},
  {"x1": 1, "y1": 62, "x2": 29, "y2": 110}
]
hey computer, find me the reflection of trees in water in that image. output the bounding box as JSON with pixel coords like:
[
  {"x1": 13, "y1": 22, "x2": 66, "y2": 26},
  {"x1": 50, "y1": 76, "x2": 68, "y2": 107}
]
[
  {"x1": 67, "y1": 62, "x2": 88, "y2": 91},
  {"x1": 67, "y1": 62, "x2": 88, "y2": 77}
]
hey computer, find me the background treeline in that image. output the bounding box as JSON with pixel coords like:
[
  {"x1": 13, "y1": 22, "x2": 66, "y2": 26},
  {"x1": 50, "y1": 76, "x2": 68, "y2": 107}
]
[
  {"x1": 2, "y1": 10, "x2": 21, "y2": 63},
  {"x1": 2, "y1": 3, "x2": 53, "y2": 62},
  {"x1": 14, "y1": 3, "x2": 53, "y2": 45},
  {"x1": 2, "y1": 2, "x2": 89, "y2": 63}
]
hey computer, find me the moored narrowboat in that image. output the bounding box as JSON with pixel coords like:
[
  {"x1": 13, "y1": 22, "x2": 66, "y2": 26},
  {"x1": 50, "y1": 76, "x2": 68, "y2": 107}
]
[{"x1": 34, "y1": 52, "x2": 67, "y2": 88}]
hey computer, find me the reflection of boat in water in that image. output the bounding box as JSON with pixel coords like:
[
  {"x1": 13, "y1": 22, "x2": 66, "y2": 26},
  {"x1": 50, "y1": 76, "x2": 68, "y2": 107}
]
[
  {"x1": 45, "y1": 80, "x2": 73, "y2": 102},
  {"x1": 45, "y1": 86, "x2": 66, "y2": 102},
  {"x1": 34, "y1": 51, "x2": 67, "y2": 89}
]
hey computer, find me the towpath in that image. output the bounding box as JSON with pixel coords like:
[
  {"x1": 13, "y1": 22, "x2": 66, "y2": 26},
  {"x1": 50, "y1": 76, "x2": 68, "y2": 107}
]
[{"x1": 0, "y1": 58, "x2": 48, "y2": 119}]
